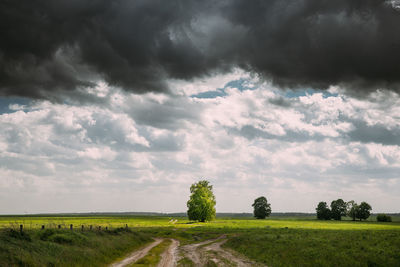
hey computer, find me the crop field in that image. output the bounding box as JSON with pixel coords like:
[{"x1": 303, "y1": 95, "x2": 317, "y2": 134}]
[{"x1": 1, "y1": 215, "x2": 400, "y2": 266}]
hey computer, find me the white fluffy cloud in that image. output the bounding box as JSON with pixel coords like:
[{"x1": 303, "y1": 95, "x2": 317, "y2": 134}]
[{"x1": 0, "y1": 74, "x2": 399, "y2": 214}]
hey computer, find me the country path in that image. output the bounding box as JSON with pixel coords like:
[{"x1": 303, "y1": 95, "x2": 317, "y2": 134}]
[
  {"x1": 179, "y1": 235, "x2": 264, "y2": 267},
  {"x1": 157, "y1": 238, "x2": 180, "y2": 267},
  {"x1": 110, "y1": 238, "x2": 163, "y2": 267}
]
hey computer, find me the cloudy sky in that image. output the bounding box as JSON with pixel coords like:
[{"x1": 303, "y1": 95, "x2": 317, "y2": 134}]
[{"x1": 1, "y1": 0, "x2": 400, "y2": 214}]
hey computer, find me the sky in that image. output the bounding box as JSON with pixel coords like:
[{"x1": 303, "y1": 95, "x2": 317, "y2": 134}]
[{"x1": 1, "y1": 0, "x2": 400, "y2": 214}]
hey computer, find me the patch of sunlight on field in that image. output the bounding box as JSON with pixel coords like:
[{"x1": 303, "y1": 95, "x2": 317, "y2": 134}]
[
  {"x1": 0, "y1": 216, "x2": 190, "y2": 229},
  {"x1": 0, "y1": 216, "x2": 399, "y2": 230},
  {"x1": 202, "y1": 219, "x2": 400, "y2": 230}
]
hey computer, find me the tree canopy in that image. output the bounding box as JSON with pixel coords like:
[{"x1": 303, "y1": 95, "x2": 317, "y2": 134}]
[
  {"x1": 316, "y1": 201, "x2": 331, "y2": 220},
  {"x1": 187, "y1": 180, "x2": 216, "y2": 222},
  {"x1": 316, "y1": 199, "x2": 372, "y2": 221},
  {"x1": 356, "y1": 202, "x2": 372, "y2": 221},
  {"x1": 346, "y1": 200, "x2": 358, "y2": 221},
  {"x1": 252, "y1": 196, "x2": 272, "y2": 219},
  {"x1": 330, "y1": 199, "x2": 347, "y2": 220}
]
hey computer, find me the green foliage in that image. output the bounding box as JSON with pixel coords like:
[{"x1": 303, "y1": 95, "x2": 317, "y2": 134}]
[
  {"x1": 330, "y1": 199, "x2": 347, "y2": 220},
  {"x1": 187, "y1": 180, "x2": 216, "y2": 222},
  {"x1": 346, "y1": 200, "x2": 358, "y2": 221},
  {"x1": 356, "y1": 202, "x2": 372, "y2": 221},
  {"x1": 6, "y1": 229, "x2": 31, "y2": 241},
  {"x1": 377, "y1": 214, "x2": 392, "y2": 222},
  {"x1": 252, "y1": 196, "x2": 272, "y2": 219},
  {"x1": 316, "y1": 202, "x2": 331, "y2": 220}
]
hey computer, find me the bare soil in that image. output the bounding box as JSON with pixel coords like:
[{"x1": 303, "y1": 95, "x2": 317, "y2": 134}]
[
  {"x1": 158, "y1": 239, "x2": 180, "y2": 267},
  {"x1": 179, "y1": 235, "x2": 263, "y2": 267}
]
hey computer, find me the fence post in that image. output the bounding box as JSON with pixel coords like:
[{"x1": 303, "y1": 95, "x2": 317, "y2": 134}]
[
  {"x1": 105, "y1": 226, "x2": 108, "y2": 230},
  {"x1": 89, "y1": 225, "x2": 93, "y2": 230},
  {"x1": 125, "y1": 224, "x2": 128, "y2": 229},
  {"x1": 58, "y1": 225, "x2": 61, "y2": 229},
  {"x1": 20, "y1": 224, "x2": 23, "y2": 233},
  {"x1": 70, "y1": 224, "x2": 73, "y2": 231},
  {"x1": 98, "y1": 226, "x2": 101, "y2": 231},
  {"x1": 81, "y1": 225, "x2": 84, "y2": 231},
  {"x1": 41, "y1": 225, "x2": 45, "y2": 230}
]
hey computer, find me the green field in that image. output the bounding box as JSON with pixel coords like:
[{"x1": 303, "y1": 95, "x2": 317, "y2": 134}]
[
  {"x1": 0, "y1": 215, "x2": 399, "y2": 266},
  {"x1": 1, "y1": 214, "x2": 400, "y2": 230}
]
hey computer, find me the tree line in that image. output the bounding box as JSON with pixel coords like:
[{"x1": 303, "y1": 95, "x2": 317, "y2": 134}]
[
  {"x1": 186, "y1": 180, "x2": 272, "y2": 221},
  {"x1": 186, "y1": 180, "x2": 387, "y2": 223},
  {"x1": 316, "y1": 199, "x2": 372, "y2": 221}
]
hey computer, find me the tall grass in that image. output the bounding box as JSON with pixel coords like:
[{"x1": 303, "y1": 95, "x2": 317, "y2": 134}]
[
  {"x1": 224, "y1": 228, "x2": 400, "y2": 266},
  {"x1": 0, "y1": 227, "x2": 152, "y2": 266}
]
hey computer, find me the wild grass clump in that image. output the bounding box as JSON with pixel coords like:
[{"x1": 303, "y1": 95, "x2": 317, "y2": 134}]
[{"x1": 131, "y1": 239, "x2": 172, "y2": 266}]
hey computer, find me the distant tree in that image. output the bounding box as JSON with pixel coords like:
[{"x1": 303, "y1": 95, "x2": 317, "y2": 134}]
[
  {"x1": 316, "y1": 201, "x2": 331, "y2": 220},
  {"x1": 252, "y1": 196, "x2": 272, "y2": 219},
  {"x1": 346, "y1": 200, "x2": 359, "y2": 221},
  {"x1": 330, "y1": 199, "x2": 347, "y2": 220},
  {"x1": 356, "y1": 202, "x2": 372, "y2": 221},
  {"x1": 187, "y1": 180, "x2": 216, "y2": 222},
  {"x1": 376, "y1": 214, "x2": 392, "y2": 222}
]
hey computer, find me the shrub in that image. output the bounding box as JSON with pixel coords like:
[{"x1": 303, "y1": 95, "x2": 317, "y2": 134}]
[
  {"x1": 38, "y1": 229, "x2": 55, "y2": 240},
  {"x1": 6, "y1": 229, "x2": 31, "y2": 241},
  {"x1": 376, "y1": 214, "x2": 392, "y2": 222}
]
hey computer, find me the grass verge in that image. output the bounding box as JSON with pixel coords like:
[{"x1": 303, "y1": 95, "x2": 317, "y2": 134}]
[
  {"x1": 0, "y1": 227, "x2": 152, "y2": 266},
  {"x1": 130, "y1": 239, "x2": 171, "y2": 266}
]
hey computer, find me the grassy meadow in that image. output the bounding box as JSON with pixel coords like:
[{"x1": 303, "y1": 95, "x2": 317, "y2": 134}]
[{"x1": 0, "y1": 214, "x2": 399, "y2": 266}]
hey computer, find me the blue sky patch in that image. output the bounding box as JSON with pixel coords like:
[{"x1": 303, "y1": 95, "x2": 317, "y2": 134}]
[
  {"x1": 0, "y1": 97, "x2": 31, "y2": 114},
  {"x1": 191, "y1": 78, "x2": 256, "y2": 99}
]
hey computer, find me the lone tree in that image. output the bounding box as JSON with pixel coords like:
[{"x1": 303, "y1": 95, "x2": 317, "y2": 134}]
[
  {"x1": 355, "y1": 202, "x2": 372, "y2": 221},
  {"x1": 187, "y1": 180, "x2": 216, "y2": 222},
  {"x1": 316, "y1": 201, "x2": 331, "y2": 220},
  {"x1": 252, "y1": 196, "x2": 271, "y2": 219},
  {"x1": 330, "y1": 199, "x2": 347, "y2": 220}
]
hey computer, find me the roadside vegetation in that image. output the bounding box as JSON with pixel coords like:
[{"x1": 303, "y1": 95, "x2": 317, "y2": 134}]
[
  {"x1": 0, "y1": 227, "x2": 152, "y2": 266},
  {"x1": 131, "y1": 239, "x2": 172, "y2": 266}
]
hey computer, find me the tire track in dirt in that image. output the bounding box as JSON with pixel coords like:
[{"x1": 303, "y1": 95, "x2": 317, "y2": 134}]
[
  {"x1": 157, "y1": 239, "x2": 180, "y2": 267},
  {"x1": 204, "y1": 239, "x2": 260, "y2": 267},
  {"x1": 179, "y1": 235, "x2": 226, "y2": 265},
  {"x1": 179, "y1": 235, "x2": 263, "y2": 267},
  {"x1": 110, "y1": 238, "x2": 163, "y2": 267}
]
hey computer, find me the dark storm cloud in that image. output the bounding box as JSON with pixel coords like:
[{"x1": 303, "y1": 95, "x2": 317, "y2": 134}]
[
  {"x1": 347, "y1": 120, "x2": 400, "y2": 145},
  {"x1": 1, "y1": 0, "x2": 400, "y2": 99}
]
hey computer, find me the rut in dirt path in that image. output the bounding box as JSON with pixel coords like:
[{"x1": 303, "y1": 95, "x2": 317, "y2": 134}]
[
  {"x1": 157, "y1": 239, "x2": 180, "y2": 267},
  {"x1": 203, "y1": 239, "x2": 261, "y2": 267},
  {"x1": 110, "y1": 238, "x2": 163, "y2": 267},
  {"x1": 179, "y1": 235, "x2": 226, "y2": 265},
  {"x1": 180, "y1": 235, "x2": 264, "y2": 267}
]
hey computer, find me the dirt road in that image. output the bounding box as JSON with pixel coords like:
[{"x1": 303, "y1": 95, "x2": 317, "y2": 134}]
[
  {"x1": 157, "y1": 239, "x2": 180, "y2": 267},
  {"x1": 111, "y1": 235, "x2": 260, "y2": 267}
]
